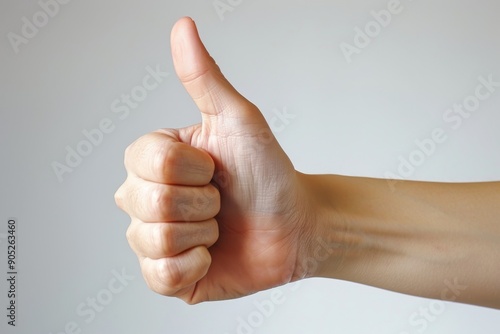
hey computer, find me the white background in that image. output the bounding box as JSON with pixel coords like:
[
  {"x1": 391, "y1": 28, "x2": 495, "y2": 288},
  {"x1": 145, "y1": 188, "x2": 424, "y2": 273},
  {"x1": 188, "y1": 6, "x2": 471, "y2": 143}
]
[{"x1": 1, "y1": 0, "x2": 500, "y2": 333}]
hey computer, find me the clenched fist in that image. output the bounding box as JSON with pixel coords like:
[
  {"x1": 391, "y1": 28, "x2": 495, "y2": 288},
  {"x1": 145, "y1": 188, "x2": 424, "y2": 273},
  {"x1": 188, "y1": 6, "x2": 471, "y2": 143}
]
[
  {"x1": 114, "y1": 17, "x2": 500, "y2": 310},
  {"x1": 114, "y1": 17, "x2": 319, "y2": 304}
]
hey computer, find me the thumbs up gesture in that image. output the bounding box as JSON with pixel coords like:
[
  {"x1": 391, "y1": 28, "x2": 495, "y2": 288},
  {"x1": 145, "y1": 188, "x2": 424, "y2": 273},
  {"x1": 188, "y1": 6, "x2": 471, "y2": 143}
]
[
  {"x1": 117, "y1": 20, "x2": 500, "y2": 309},
  {"x1": 115, "y1": 17, "x2": 317, "y2": 303}
]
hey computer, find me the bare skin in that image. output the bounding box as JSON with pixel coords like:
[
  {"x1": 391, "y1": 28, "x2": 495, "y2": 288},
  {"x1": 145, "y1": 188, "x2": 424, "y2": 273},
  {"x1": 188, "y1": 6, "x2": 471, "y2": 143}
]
[{"x1": 114, "y1": 17, "x2": 500, "y2": 309}]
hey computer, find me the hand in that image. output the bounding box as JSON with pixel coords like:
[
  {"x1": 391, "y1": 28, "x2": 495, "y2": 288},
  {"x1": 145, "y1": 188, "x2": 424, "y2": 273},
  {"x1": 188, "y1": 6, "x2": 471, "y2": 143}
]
[{"x1": 115, "y1": 17, "x2": 317, "y2": 304}]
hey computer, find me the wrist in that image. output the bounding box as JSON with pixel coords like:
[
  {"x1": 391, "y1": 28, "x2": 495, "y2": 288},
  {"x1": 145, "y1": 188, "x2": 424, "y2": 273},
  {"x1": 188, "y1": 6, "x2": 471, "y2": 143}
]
[
  {"x1": 295, "y1": 173, "x2": 500, "y2": 309},
  {"x1": 295, "y1": 173, "x2": 431, "y2": 286},
  {"x1": 293, "y1": 172, "x2": 358, "y2": 281},
  {"x1": 299, "y1": 174, "x2": 428, "y2": 286}
]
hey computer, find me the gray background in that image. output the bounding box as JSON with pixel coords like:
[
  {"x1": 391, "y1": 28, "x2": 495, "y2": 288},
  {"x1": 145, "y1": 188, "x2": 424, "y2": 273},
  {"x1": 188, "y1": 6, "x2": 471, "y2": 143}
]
[{"x1": 1, "y1": 0, "x2": 500, "y2": 333}]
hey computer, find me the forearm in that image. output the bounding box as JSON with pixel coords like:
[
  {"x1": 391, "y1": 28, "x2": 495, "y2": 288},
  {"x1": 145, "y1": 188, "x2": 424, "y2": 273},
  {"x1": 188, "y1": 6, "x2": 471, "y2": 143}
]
[{"x1": 300, "y1": 173, "x2": 500, "y2": 309}]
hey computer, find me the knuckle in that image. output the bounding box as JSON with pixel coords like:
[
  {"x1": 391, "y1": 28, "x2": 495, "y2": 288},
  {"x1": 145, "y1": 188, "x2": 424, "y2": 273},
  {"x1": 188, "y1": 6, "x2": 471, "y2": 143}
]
[
  {"x1": 149, "y1": 186, "x2": 172, "y2": 220},
  {"x1": 150, "y1": 145, "x2": 168, "y2": 176},
  {"x1": 164, "y1": 142, "x2": 181, "y2": 168},
  {"x1": 178, "y1": 186, "x2": 220, "y2": 221},
  {"x1": 158, "y1": 259, "x2": 184, "y2": 291},
  {"x1": 125, "y1": 224, "x2": 135, "y2": 245},
  {"x1": 115, "y1": 181, "x2": 134, "y2": 213},
  {"x1": 114, "y1": 187, "x2": 124, "y2": 209},
  {"x1": 150, "y1": 141, "x2": 181, "y2": 178},
  {"x1": 155, "y1": 224, "x2": 177, "y2": 256},
  {"x1": 123, "y1": 141, "x2": 138, "y2": 170}
]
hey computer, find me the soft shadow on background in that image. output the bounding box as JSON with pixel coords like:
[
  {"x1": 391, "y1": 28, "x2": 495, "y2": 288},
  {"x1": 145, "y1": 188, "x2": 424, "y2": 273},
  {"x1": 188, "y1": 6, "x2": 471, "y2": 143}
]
[{"x1": 1, "y1": 0, "x2": 500, "y2": 333}]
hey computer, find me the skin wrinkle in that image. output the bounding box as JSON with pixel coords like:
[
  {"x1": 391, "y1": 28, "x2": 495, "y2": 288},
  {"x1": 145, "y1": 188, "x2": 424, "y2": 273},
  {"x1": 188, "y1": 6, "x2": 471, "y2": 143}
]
[{"x1": 116, "y1": 17, "x2": 500, "y2": 308}]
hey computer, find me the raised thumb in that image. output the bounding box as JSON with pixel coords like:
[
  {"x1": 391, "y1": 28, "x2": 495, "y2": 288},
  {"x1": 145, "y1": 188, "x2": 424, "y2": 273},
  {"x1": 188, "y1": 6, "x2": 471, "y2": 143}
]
[{"x1": 171, "y1": 17, "x2": 265, "y2": 129}]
